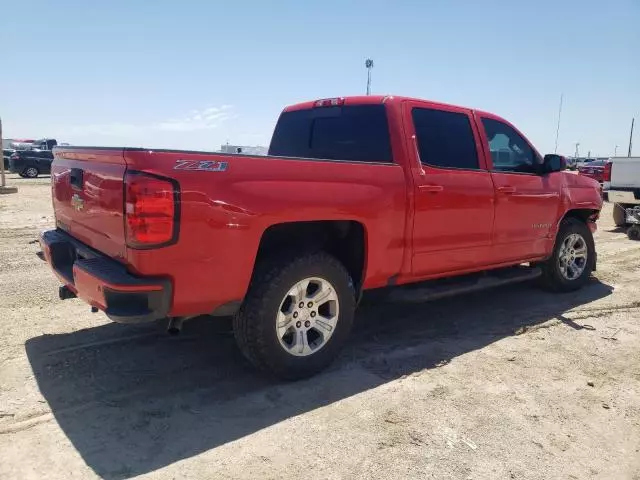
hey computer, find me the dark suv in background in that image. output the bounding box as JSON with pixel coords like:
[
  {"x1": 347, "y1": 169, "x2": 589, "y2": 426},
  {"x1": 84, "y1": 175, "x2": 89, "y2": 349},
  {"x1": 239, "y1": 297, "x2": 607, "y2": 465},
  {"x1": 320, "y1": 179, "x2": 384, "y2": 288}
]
[
  {"x1": 9, "y1": 138, "x2": 57, "y2": 178},
  {"x1": 3, "y1": 139, "x2": 34, "y2": 170}
]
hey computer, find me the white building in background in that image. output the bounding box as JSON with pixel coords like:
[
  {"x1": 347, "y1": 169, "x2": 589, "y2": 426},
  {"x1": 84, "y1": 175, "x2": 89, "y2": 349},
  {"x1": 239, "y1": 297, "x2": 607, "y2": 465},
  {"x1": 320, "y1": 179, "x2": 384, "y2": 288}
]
[{"x1": 219, "y1": 144, "x2": 267, "y2": 156}]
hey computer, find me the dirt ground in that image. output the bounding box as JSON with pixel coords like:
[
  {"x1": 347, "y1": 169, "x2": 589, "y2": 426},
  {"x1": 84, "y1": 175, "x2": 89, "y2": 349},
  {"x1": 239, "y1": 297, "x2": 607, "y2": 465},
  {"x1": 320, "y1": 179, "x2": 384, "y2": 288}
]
[{"x1": 1, "y1": 173, "x2": 639, "y2": 480}]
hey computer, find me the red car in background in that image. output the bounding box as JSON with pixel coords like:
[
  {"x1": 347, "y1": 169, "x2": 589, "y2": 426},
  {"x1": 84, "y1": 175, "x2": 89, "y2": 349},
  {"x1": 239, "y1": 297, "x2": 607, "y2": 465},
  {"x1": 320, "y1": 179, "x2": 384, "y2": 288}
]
[{"x1": 578, "y1": 159, "x2": 608, "y2": 184}]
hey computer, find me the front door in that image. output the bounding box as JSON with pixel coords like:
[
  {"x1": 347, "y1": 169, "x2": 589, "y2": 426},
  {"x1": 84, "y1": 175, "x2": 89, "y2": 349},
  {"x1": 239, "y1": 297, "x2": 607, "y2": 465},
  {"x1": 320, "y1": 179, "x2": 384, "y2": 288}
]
[
  {"x1": 406, "y1": 103, "x2": 495, "y2": 277},
  {"x1": 477, "y1": 115, "x2": 562, "y2": 261}
]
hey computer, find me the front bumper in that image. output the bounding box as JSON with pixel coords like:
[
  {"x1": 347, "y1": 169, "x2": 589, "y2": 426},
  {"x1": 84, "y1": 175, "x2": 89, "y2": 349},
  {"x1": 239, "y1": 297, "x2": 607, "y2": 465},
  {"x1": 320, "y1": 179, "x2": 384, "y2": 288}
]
[{"x1": 39, "y1": 229, "x2": 172, "y2": 323}]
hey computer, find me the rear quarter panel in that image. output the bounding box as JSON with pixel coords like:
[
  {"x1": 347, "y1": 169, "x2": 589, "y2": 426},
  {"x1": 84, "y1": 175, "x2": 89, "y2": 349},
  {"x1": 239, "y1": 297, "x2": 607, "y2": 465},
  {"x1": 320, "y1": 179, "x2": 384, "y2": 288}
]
[{"x1": 124, "y1": 151, "x2": 408, "y2": 316}]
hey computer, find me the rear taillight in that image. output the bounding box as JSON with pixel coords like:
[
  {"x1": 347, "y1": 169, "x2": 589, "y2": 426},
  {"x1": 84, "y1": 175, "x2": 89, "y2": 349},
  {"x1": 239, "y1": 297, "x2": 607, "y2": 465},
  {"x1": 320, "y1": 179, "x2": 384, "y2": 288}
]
[
  {"x1": 125, "y1": 172, "x2": 179, "y2": 248},
  {"x1": 603, "y1": 162, "x2": 612, "y2": 182}
]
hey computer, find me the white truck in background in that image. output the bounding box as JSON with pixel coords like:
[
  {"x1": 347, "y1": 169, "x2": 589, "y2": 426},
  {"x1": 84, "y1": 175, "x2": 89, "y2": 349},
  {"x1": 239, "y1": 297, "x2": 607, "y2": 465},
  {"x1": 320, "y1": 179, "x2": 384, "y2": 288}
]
[{"x1": 604, "y1": 157, "x2": 640, "y2": 237}]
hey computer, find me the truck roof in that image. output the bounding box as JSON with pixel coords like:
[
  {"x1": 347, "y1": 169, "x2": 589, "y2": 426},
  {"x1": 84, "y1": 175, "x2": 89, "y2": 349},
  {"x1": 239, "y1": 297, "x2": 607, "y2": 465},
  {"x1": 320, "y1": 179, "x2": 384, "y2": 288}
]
[{"x1": 283, "y1": 95, "x2": 504, "y2": 122}]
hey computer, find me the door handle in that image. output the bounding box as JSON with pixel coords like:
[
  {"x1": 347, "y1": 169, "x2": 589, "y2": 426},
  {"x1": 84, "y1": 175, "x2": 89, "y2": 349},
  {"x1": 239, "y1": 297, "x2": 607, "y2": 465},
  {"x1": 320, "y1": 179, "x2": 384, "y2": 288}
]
[
  {"x1": 497, "y1": 186, "x2": 516, "y2": 194},
  {"x1": 69, "y1": 168, "x2": 83, "y2": 190},
  {"x1": 419, "y1": 184, "x2": 444, "y2": 193}
]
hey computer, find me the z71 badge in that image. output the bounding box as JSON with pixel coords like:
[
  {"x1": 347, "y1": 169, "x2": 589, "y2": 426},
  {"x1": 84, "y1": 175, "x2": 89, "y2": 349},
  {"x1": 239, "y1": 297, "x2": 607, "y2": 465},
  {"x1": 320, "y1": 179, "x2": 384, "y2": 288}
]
[{"x1": 174, "y1": 159, "x2": 228, "y2": 172}]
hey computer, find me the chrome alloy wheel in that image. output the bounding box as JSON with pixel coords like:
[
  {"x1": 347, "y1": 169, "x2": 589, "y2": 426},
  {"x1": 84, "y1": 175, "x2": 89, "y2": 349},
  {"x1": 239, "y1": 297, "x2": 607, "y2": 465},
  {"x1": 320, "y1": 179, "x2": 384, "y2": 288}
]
[
  {"x1": 276, "y1": 277, "x2": 339, "y2": 357},
  {"x1": 558, "y1": 233, "x2": 588, "y2": 280}
]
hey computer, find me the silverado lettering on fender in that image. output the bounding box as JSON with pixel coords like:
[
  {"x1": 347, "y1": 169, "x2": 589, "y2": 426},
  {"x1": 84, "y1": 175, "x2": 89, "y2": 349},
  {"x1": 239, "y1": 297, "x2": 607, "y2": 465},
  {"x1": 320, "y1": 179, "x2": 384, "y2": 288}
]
[{"x1": 40, "y1": 95, "x2": 602, "y2": 379}]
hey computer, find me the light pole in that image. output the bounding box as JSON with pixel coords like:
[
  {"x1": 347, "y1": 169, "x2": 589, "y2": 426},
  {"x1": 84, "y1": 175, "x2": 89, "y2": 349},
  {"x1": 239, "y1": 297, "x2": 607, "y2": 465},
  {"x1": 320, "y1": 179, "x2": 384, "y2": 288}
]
[
  {"x1": 629, "y1": 118, "x2": 635, "y2": 157},
  {"x1": 614, "y1": 145, "x2": 619, "y2": 156},
  {"x1": 554, "y1": 93, "x2": 563, "y2": 153},
  {"x1": 365, "y1": 59, "x2": 374, "y2": 95}
]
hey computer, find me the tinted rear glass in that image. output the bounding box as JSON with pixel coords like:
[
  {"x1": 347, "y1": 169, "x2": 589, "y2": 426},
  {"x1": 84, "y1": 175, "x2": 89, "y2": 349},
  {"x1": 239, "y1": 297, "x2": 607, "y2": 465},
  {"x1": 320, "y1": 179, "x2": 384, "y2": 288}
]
[{"x1": 268, "y1": 105, "x2": 392, "y2": 162}]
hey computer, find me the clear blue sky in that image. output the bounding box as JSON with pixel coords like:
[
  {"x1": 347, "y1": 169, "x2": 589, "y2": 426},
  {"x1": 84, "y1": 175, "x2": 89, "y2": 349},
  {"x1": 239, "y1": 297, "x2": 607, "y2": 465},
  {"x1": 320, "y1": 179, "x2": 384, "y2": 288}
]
[{"x1": 2, "y1": 0, "x2": 638, "y2": 156}]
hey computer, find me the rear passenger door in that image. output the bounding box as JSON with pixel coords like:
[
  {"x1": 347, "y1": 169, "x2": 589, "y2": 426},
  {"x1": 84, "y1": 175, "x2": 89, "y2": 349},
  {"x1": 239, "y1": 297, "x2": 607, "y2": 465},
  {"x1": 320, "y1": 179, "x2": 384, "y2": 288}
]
[{"x1": 405, "y1": 102, "x2": 495, "y2": 277}]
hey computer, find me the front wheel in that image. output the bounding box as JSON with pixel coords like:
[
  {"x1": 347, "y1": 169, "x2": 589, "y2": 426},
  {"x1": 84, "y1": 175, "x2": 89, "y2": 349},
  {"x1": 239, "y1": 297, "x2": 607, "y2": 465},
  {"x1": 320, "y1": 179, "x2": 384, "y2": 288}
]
[
  {"x1": 23, "y1": 167, "x2": 39, "y2": 178},
  {"x1": 233, "y1": 252, "x2": 356, "y2": 380},
  {"x1": 539, "y1": 218, "x2": 595, "y2": 292}
]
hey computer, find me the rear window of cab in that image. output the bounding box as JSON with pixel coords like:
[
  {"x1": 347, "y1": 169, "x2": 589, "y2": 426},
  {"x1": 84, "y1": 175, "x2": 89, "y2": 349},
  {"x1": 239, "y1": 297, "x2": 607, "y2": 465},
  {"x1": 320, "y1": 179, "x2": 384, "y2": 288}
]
[{"x1": 268, "y1": 105, "x2": 393, "y2": 163}]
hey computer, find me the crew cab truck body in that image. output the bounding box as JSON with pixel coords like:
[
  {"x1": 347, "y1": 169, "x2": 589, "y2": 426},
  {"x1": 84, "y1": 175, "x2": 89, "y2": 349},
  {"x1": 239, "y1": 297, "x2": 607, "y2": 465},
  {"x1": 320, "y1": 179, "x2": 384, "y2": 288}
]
[{"x1": 40, "y1": 96, "x2": 602, "y2": 379}]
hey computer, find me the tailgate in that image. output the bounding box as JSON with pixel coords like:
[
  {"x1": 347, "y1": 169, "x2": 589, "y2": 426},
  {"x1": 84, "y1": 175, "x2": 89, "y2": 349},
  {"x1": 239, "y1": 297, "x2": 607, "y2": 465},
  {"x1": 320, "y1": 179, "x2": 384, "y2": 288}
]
[{"x1": 52, "y1": 148, "x2": 128, "y2": 260}]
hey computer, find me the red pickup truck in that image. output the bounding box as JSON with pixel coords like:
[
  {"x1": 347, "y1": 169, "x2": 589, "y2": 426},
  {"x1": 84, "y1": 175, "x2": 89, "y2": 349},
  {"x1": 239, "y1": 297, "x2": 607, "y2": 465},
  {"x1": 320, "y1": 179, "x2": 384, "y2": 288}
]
[{"x1": 40, "y1": 95, "x2": 602, "y2": 379}]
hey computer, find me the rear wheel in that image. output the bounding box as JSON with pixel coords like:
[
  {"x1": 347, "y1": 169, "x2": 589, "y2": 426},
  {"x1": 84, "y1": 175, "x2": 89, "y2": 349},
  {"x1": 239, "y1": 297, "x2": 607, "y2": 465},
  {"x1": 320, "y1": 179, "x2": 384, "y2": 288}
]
[
  {"x1": 23, "y1": 167, "x2": 39, "y2": 178},
  {"x1": 233, "y1": 252, "x2": 355, "y2": 380},
  {"x1": 539, "y1": 218, "x2": 595, "y2": 292}
]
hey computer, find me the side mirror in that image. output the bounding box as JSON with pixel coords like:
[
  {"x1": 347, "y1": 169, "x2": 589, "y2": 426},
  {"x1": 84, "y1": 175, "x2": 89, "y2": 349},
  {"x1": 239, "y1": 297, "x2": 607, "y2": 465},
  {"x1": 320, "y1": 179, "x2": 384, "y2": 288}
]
[{"x1": 542, "y1": 154, "x2": 566, "y2": 174}]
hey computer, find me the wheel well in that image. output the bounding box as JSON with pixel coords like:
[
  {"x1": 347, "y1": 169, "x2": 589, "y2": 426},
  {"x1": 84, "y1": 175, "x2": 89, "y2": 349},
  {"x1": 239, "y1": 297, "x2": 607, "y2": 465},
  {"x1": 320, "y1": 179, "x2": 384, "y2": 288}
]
[
  {"x1": 563, "y1": 208, "x2": 599, "y2": 224},
  {"x1": 255, "y1": 221, "x2": 366, "y2": 289}
]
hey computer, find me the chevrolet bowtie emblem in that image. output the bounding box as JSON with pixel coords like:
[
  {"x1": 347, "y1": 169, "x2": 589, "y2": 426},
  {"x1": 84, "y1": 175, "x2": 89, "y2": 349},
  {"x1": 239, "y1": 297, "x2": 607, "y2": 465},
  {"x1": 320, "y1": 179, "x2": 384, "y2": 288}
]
[{"x1": 71, "y1": 194, "x2": 84, "y2": 211}]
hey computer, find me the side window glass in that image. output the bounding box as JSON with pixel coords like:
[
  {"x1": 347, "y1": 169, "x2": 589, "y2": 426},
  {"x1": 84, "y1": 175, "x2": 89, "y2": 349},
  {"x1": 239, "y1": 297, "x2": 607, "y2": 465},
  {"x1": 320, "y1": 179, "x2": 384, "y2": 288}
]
[
  {"x1": 481, "y1": 118, "x2": 537, "y2": 173},
  {"x1": 412, "y1": 108, "x2": 480, "y2": 170}
]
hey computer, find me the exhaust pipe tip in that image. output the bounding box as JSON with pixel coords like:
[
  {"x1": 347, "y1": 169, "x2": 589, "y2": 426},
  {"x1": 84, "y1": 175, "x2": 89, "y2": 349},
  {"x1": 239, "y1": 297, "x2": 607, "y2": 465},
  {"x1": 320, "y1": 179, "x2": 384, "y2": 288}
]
[{"x1": 167, "y1": 317, "x2": 184, "y2": 336}]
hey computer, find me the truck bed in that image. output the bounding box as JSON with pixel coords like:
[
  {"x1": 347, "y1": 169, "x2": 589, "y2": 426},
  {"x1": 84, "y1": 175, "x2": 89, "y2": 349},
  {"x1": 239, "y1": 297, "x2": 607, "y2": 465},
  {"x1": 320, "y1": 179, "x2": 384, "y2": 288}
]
[{"x1": 50, "y1": 145, "x2": 408, "y2": 317}]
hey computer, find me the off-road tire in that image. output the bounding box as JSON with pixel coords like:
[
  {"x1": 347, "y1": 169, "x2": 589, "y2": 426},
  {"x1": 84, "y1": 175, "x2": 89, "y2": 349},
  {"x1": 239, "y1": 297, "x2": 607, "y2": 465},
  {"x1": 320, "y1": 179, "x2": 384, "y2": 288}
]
[
  {"x1": 539, "y1": 217, "x2": 595, "y2": 292},
  {"x1": 628, "y1": 225, "x2": 640, "y2": 241},
  {"x1": 233, "y1": 252, "x2": 356, "y2": 380},
  {"x1": 613, "y1": 203, "x2": 629, "y2": 227}
]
